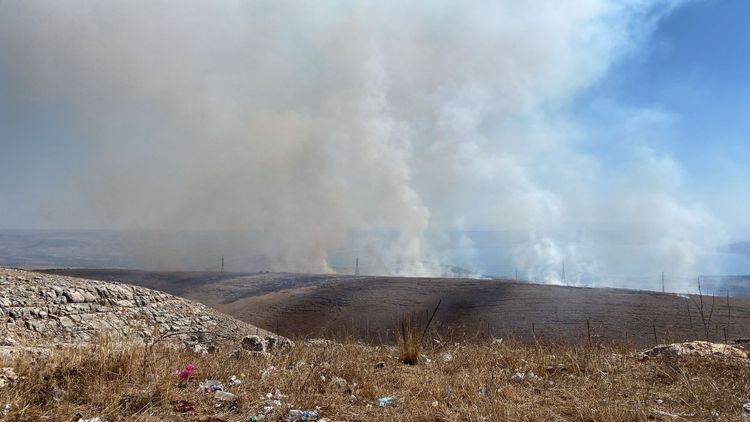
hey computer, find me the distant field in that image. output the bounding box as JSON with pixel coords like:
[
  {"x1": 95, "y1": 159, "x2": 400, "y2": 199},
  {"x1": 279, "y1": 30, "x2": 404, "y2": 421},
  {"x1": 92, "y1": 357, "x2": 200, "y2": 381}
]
[{"x1": 43, "y1": 268, "x2": 750, "y2": 347}]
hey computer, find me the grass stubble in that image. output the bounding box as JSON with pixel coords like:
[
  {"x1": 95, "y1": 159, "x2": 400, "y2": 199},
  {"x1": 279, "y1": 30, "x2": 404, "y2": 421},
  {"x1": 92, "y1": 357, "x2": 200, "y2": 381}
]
[{"x1": 1, "y1": 332, "x2": 749, "y2": 421}]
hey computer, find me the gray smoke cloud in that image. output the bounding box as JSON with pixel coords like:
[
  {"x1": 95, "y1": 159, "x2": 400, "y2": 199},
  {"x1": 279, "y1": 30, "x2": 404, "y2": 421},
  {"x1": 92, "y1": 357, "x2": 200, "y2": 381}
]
[{"x1": 0, "y1": 0, "x2": 725, "y2": 288}]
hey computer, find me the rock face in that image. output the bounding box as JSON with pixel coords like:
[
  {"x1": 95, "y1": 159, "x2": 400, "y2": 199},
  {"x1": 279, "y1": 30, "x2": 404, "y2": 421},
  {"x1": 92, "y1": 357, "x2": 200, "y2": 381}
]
[{"x1": 0, "y1": 268, "x2": 277, "y2": 348}]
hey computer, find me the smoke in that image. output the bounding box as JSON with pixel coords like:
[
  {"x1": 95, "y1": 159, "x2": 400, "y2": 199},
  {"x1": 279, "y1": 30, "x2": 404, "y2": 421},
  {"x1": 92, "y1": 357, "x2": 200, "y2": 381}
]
[{"x1": 0, "y1": 0, "x2": 725, "y2": 286}]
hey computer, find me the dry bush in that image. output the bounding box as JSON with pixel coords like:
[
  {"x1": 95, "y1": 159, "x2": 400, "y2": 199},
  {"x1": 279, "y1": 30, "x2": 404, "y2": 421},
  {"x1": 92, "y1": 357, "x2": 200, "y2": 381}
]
[{"x1": 397, "y1": 316, "x2": 421, "y2": 365}]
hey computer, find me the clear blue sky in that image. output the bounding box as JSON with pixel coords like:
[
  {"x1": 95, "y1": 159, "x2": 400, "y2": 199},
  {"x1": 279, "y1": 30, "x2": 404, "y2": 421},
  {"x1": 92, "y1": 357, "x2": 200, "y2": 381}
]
[{"x1": 577, "y1": 0, "x2": 750, "y2": 237}]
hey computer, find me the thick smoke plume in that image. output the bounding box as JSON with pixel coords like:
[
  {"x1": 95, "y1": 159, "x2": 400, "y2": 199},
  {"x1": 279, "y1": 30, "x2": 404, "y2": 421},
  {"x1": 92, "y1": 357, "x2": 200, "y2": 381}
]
[{"x1": 0, "y1": 1, "x2": 724, "y2": 289}]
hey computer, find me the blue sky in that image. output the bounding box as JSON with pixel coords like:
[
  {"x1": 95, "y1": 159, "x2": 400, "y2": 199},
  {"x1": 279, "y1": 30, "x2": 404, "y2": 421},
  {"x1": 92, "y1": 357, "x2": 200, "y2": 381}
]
[{"x1": 577, "y1": 0, "x2": 750, "y2": 237}]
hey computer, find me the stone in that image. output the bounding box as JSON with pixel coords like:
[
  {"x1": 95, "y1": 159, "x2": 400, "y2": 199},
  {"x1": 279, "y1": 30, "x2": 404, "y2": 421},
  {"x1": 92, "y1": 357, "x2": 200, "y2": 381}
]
[
  {"x1": 0, "y1": 367, "x2": 18, "y2": 388},
  {"x1": 638, "y1": 341, "x2": 748, "y2": 360},
  {"x1": 241, "y1": 335, "x2": 267, "y2": 352},
  {"x1": 0, "y1": 346, "x2": 52, "y2": 359},
  {"x1": 64, "y1": 291, "x2": 85, "y2": 304}
]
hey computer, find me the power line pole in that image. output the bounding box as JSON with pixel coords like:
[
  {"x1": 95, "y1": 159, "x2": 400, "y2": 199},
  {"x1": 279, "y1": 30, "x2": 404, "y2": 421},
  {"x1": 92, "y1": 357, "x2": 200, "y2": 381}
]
[
  {"x1": 221, "y1": 255, "x2": 225, "y2": 277},
  {"x1": 661, "y1": 271, "x2": 665, "y2": 293},
  {"x1": 561, "y1": 262, "x2": 566, "y2": 283},
  {"x1": 515, "y1": 268, "x2": 518, "y2": 281},
  {"x1": 355, "y1": 256, "x2": 359, "y2": 276}
]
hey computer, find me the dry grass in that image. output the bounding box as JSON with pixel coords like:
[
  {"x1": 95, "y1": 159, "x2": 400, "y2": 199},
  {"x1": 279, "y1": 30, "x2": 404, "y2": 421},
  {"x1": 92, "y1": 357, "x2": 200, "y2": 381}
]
[{"x1": 1, "y1": 336, "x2": 750, "y2": 421}]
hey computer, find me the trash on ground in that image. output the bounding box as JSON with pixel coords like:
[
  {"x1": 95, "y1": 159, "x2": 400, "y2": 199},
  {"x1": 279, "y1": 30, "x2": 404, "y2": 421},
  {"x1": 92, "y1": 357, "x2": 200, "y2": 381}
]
[
  {"x1": 267, "y1": 389, "x2": 286, "y2": 401},
  {"x1": 650, "y1": 409, "x2": 679, "y2": 418},
  {"x1": 374, "y1": 361, "x2": 385, "y2": 369},
  {"x1": 331, "y1": 376, "x2": 347, "y2": 389},
  {"x1": 199, "y1": 379, "x2": 224, "y2": 392},
  {"x1": 439, "y1": 351, "x2": 453, "y2": 362},
  {"x1": 229, "y1": 375, "x2": 242, "y2": 386},
  {"x1": 261, "y1": 366, "x2": 277, "y2": 378},
  {"x1": 77, "y1": 418, "x2": 101, "y2": 422},
  {"x1": 175, "y1": 364, "x2": 195, "y2": 380},
  {"x1": 173, "y1": 400, "x2": 194, "y2": 413},
  {"x1": 285, "y1": 409, "x2": 320, "y2": 421},
  {"x1": 511, "y1": 371, "x2": 525, "y2": 382},
  {"x1": 377, "y1": 396, "x2": 396, "y2": 407},
  {"x1": 51, "y1": 386, "x2": 67, "y2": 402},
  {"x1": 215, "y1": 391, "x2": 238, "y2": 401},
  {"x1": 743, "y1": 403, "x2": 750, "y2": 413}
]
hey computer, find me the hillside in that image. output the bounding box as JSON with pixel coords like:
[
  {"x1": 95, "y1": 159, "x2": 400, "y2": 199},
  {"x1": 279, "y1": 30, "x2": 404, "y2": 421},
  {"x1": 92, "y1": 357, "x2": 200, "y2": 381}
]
[
  {"x1": 44, "y1": 269, "x2": 750, "y2": 347},
  {"x1": 0, "y1": 268, "x2": 275, "y2": 350}
]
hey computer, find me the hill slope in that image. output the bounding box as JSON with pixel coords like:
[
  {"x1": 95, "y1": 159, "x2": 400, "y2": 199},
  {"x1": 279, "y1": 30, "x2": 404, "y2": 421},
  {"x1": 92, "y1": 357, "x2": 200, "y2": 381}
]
[
  {"x1": 0, "y1": 268, "x2": 273, "y2": 348},
  {"x1": 44, "y1": 269, "x2": 750, "y2": 347}
]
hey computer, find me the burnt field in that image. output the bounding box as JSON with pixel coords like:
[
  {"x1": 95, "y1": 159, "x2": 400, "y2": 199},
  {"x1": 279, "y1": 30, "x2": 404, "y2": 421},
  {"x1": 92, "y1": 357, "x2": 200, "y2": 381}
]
[{"x1": 42, "y1": 268, "x2": 750, "y2": 347}]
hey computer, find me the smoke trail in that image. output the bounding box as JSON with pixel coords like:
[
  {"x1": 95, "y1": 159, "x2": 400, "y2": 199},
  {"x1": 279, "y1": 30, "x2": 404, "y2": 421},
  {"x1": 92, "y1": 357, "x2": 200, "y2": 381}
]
[{"x1": 0, "y1": 0, "x2": 723, "y2": 284}]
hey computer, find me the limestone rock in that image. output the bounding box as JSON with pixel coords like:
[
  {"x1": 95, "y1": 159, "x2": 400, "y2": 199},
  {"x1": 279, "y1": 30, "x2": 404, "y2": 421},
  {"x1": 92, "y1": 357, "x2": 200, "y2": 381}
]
[
  {"x1": 0, "y1": 268, "x2": 280, "y2": 349},
  {"x1": 638, "y1": 341, "x2": 748, "y2": 360}
]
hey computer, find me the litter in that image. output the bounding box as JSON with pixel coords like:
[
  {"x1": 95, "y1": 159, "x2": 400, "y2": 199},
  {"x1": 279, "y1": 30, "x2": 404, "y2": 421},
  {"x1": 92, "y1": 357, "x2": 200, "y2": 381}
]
[
  {"x1": 261, "y1": 366, "x2": 277, "y2": 378},
  {"x1": 285, "y1": 409, "x2": 319, "y2": 421},
  {"x1": 439, "y1": 352, "x2": 453, "y2": 362},
  {"x1": 51, "y1": 386, "x2": 67, "y2": 402},
  {"x1": 331, "y1": 376, "x2": 347, "y2": 389},
  {"x1": 199, "y1": 380, "x2": 224, "y2": 392},
  {"x1": 743, "y1": 403, "x2": 750, "y2": 413},
  {"x1": 229, "y1": 375, "x2": 242, "y2": 386},
  {"x1": 175, "y1": 364, "x2": 194, "y2": 380},
  {"x1": 215, "y1": 391, "x2": 237, "y2": 401},
  {"x1": 266, "y1": 389, "x2": 285, "y2": 401},
  {"x1": 377, "y1": 396, "x2": 396, "y2": 406},
  {"x1": 173, "y1": 400, "x2": 194, "y2": 413},
  {"x1": 77, "y1": 418, "x2": 101, "y2": 422},
  {"x1": 511, "y1": 371, "x2": 525, "y2": 382}
]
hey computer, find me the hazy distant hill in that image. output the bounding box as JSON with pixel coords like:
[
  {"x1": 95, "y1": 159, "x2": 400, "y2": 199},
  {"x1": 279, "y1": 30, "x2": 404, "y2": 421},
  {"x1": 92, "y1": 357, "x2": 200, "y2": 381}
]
[{"x1": 728, "y1": 241, "x2": 750, "y2": 257}]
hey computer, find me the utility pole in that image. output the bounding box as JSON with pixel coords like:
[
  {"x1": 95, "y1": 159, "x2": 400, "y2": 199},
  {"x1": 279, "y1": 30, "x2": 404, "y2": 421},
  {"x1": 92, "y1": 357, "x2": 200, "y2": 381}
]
[
  {"x1": 355, "y1": 256, "x2": 359, "y2": 276},
  {"x1": 661, "y1": 271, "x2": 665, "y2": 293},
  {"x1": 221, "y1": 255, "x2": 225, "y2": 277},
  {"x1": 515, "y1": 268, "x2": 518, "y2": 281},
  {"x1": 561, "y1": 262, "x2": 566, "y2": 283}
]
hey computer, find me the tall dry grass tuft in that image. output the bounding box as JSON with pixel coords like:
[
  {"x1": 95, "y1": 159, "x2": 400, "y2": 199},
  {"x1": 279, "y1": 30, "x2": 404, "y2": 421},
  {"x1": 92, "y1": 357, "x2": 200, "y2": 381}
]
[
  {"x1": 397, "y1": 300, "x2": 441, "y2": 365},
  {"x1": 397, "y1": 316, "x2": 422, "y2": 365}
]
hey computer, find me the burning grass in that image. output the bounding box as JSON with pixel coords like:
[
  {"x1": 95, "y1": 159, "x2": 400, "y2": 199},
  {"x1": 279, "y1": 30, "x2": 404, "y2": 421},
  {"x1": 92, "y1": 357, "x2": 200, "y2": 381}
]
[{"x1": 1, "y1": 337, "x2": 750, "y2": 421}]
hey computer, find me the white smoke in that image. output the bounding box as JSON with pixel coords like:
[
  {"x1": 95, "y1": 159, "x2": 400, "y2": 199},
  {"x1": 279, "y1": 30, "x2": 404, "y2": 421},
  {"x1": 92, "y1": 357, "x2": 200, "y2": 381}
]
[{"x1": 0, "y1": 0, "x2": 724, "y2": 286}]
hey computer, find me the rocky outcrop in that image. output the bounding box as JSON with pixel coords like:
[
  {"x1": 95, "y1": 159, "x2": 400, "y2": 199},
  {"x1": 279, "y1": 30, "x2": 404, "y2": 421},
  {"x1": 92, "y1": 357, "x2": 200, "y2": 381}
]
[
  {"x1": 638, "y1": 341, "x2": 748, "y2": 360},
  {"x1": 0, "y1": 268, "x2": 278, "y2": 349}
]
